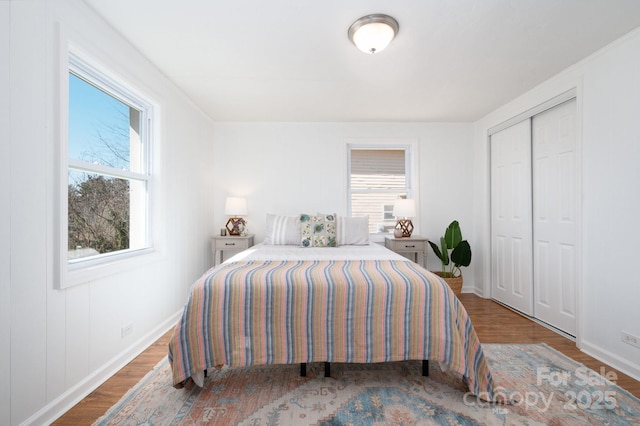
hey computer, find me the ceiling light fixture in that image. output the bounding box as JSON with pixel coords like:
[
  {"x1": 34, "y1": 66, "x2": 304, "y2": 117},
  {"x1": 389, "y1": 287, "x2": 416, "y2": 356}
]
[{"x1": 348, "y1": 14, "x2": 399, "y2": 54}]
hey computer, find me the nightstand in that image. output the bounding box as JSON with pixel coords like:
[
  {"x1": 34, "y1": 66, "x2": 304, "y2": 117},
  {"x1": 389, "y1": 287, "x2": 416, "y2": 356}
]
[
  {"x1": 384, "y1": 235, "x2": 428, "y2": 267},
  {"x1": 211, "y1": 234, "x2": 254, "y2": 266}
]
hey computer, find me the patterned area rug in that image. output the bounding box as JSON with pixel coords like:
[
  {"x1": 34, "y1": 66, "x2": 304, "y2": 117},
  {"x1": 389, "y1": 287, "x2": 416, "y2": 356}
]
[{"x1": 94, "y1": 344, "x2": 640, "y2": 425}]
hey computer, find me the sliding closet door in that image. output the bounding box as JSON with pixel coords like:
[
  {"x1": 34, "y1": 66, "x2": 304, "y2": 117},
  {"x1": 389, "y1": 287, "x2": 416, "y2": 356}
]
[
  {"x1": 532, "y1": 99, "x2": 577, "y2": 335},
  {"x1": 490, "y1": 119, "x2": 534, "y2": 315}
]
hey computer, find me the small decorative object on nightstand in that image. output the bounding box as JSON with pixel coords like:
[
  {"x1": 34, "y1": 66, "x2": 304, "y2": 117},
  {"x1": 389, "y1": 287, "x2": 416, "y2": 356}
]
[
  {"x1": 211, "y1": 234, "x2": 254, "y2": 266},
  {"x1": 385, "y1": 235, "x2": 428, "y2": 267}
]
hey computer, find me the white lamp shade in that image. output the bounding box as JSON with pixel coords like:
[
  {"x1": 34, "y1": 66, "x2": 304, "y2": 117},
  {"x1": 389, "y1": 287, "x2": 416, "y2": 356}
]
[
  {"x1": 224, "y1": 197, "x2": 247, "y2": 216},
  {"x1": 393, "y1": 199, "x2": 416, "y2": 218}
]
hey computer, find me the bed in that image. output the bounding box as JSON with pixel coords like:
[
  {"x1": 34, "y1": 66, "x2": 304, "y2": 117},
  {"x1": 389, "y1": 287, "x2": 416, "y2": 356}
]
[{"x1": 168, "y1": 214, "x2": 498, "y2": 400}]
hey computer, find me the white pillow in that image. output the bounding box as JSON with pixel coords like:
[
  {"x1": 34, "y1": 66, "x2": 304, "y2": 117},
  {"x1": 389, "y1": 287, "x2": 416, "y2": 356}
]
[
  {"x1": 337, "y1": 216, "x2": 369, "y2": 245},
  {"x1": 264, "y1": 214, "x2": 301, "y2": 245}
]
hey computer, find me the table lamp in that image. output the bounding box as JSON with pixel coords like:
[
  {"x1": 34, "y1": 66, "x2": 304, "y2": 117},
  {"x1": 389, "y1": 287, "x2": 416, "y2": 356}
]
[
  {"x1": 224, "y1": 197, "x2": 247, "y2": 235},
  {"x1": 393, "y1": 198, "x2": 415, "y2": 237}
]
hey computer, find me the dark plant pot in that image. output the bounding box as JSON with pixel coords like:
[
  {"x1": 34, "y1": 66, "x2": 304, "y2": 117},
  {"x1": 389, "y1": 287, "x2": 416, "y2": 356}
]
[{"x1": 433, "y1": 271, "x2": 463, "y2": 298}]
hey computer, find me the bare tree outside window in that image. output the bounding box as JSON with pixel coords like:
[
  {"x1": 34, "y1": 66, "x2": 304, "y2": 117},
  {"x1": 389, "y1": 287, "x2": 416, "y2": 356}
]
[{"x1": 68, "y1": 173, "x2": 130, "y2": 255}]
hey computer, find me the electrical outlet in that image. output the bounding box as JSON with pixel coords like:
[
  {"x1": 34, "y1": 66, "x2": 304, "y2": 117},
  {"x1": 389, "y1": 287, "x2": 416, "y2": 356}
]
[
  {"x1": 121, "y1": 323, "x2": 133, "y2": 338},
  {"x1": 621, "y1": 331, "x2": 640, "y2": 348}
]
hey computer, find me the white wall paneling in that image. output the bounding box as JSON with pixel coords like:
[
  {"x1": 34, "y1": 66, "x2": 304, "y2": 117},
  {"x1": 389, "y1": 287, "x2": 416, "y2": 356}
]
[
  {"x1": 5, "y1": 0, "x2": 216, "y2": 424},
  {"x1": 10, "y1": 1, "x2": 49, "y2": 423},
  {"x1": 1, "y1": 2, "x2": 12, "y2": 424}
]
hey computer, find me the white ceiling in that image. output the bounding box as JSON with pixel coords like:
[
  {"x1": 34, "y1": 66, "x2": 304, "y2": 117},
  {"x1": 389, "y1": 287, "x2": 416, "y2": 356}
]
[{"x1": 84, "y1": 0, "x2": 640, "y2": 122}]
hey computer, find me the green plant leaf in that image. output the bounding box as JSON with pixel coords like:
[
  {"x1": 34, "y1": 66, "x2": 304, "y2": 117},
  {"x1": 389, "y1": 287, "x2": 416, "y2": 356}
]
[
  {"x1": 451, "y1": 240, "x2": 472, "y2": 268},
  {"x1": 444, "y1": 220, "x2": 462, "y2": 249},
  {"x1": 439, "y1": 236, "x2": 450, "y2": 266},
  {"x1": 428, "y1": 240, "x2": 444, "y2": 262}
]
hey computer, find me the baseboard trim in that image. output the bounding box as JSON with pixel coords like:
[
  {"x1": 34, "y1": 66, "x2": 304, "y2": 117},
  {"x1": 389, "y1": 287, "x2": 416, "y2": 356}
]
[
  {"x1": 580, "y1": 340, "x2": 640, "y2": 383},
  {"x1": 461, "y1": 286, "x2": 485, "y2": 297},
  {"x1": 469, "y1": 288, "x2": 487, "y2": 298},
  {"x1": 22, "y1": 310, "x2": 182, "y2": 426}
]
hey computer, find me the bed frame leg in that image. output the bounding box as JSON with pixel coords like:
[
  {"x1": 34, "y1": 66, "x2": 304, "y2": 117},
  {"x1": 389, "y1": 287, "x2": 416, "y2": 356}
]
[
  {"x1": 204, "y1": 369, "x2": 208, "y2": 378},
  {"x1": 422, "y1": 360, "x2": 429, "y2": 376},
  {"x1": 300, "y1": 362, "x2": 330, "y2": 377}
]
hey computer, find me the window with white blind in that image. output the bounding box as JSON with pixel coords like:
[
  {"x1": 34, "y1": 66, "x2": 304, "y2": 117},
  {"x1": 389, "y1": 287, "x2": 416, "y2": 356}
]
[{"x1": 348, "y1": 144, "x2": 416, "y2": 233}]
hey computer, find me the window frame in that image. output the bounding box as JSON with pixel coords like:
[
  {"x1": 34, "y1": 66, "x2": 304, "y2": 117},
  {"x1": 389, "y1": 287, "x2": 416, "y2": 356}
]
[
  {"x1": 346, "y1": 139, "x2": 419, "y2": 235},
  {"x1": 56, "y1": 41, "x2": 160, "y2": 289}
]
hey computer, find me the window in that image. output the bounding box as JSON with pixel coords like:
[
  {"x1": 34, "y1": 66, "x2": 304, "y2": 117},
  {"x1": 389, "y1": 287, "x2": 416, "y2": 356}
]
[
  {"x1": 348, "y1": 144, "x2": 416, "y2": 233},
  {"x1": 61, "y1": 51, "x2": 154, "y2": 285}
]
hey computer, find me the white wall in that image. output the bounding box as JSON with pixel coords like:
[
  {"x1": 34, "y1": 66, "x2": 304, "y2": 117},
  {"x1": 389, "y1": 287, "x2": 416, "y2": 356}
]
[
  {"x1": 1, "y1": 1, "x2": 12, "y2": 422},
  {"x1": 473, "y1": 28, "x2": 640, "y2": 380},
  {"x1": 3, "y1": 1, "x2": 215, "y2": 424},
  {"x1": 211, "y1": 122, "x2": 476, "y2": 274}
]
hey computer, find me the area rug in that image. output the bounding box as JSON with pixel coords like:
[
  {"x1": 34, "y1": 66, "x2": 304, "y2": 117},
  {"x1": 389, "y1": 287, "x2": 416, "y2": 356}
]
[{"x1": 94, "y1": 344, "x2": 640, "y2": 425}]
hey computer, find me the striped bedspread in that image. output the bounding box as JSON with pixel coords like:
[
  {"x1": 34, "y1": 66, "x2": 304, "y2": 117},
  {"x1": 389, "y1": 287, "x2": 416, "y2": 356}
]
[{"x1": 168, "y1": 259, "x2": 497, "y2": 399}]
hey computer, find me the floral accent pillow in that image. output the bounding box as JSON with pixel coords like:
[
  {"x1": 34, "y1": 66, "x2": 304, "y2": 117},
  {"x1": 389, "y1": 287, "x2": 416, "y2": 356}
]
[{"x1": 300, "y1": 213, "x2": 336, "y2": 247}]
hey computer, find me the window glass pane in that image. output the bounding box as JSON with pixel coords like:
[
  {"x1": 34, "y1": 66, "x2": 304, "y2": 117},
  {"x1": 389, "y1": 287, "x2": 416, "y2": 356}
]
[
  {"x1": 67, "y1": 170, "x2": 131, "y2": 260},
  {"x1": 352, "y1": 192, "x2": 407, "y2": 233},
  {"x1": 350, "y1": 149, "x2": 405, "y2": 190},
  {"x1": 349, "y1": 148, "x2": 408, "y2": 232},
  {"x1": 68, "y1": 73, "x2": 143, "y2": 172}
]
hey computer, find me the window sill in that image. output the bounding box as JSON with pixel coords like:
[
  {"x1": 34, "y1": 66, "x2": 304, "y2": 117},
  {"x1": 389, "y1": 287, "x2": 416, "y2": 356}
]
[{"x1": 59, "y1": 247, "x2": 163, "y2": 289}]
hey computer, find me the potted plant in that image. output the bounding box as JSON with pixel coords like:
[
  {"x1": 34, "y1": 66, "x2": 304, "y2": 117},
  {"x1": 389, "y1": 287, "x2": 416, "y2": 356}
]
[{"x1": 428, "y1": 220, "x2": 472, "y2": 297}]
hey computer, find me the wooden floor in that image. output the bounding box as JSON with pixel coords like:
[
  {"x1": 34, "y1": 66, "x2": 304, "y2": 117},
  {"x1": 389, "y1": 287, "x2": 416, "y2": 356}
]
[{"x1": 53, "y1": 294, "x2": 640, "y2": 425}]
